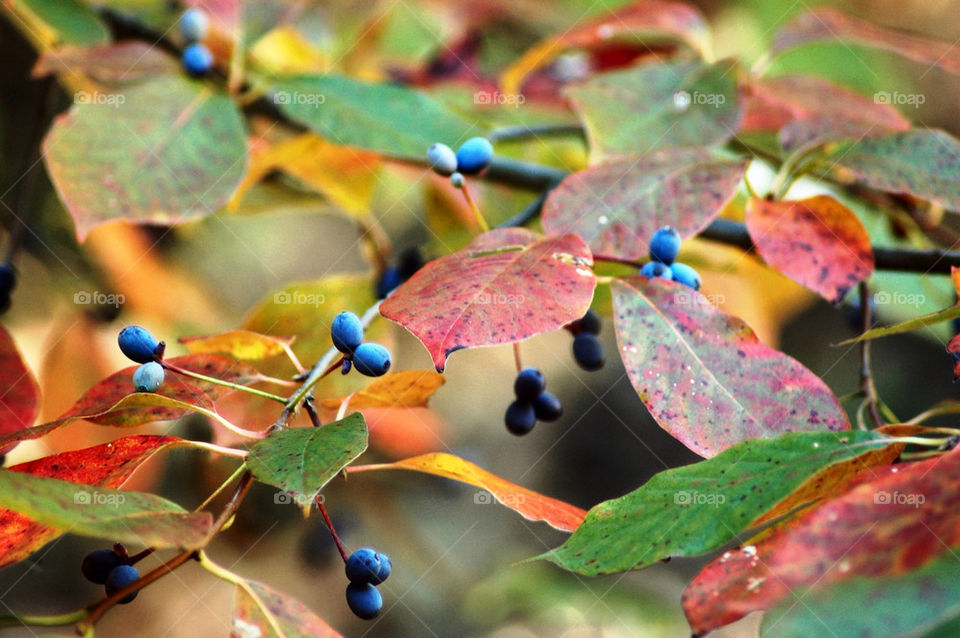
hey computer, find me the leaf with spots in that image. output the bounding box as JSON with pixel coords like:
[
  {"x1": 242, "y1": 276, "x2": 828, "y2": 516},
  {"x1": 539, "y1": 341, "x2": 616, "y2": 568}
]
[
  {"x1": 535, "y1": 431, "x2": 899, "y2": 575},
  {"x1": 0, "y1": 467, "x2": 212, "y2": 550},
  {"x1": 682, "y1": 448, "x2": 960, "y2": 635},
  {"x1": 380, "y1": 228, "x2": 596, "y2": 371},
  {"x1": 43, "y1": 75, "x2": 248, "y2": 240},
  {"x1": 349, "y1": 452, "x2": 586, "y2": 532},
  {"x1": 541, "y1": 149, "x2": 747, "y2": 260},
  {"x1": 564, "y1": 59, "x2": 741, "y2": 163},
  {"x1": 0, "y1": 324, "x2": 40, "y2": 453},
  {"x1": 319, "y1": 370, "x2": 445, "y2": 416},
  {"x1": 772, "y1": 7, "x2": 960, "y2": 76},
  {"x1": 233, "y1": 578, "x2": 342, "y2": 638},
  {"x1": 745, "y1": 195, "x2": 874, "y2": 303},
  {"x1": 837, "y1": 304, "x2": 960, "y2": 345},
  {"x1": 245, "y1": 413, "x2": 368, "y2": 502},
  {"x1": 815, "y1": 129, "x2": 960, "y2": 212},
  {"x1": 612, "y1": 276, "x2": 849, "y2": 457},
  {"x1": 0, "y1": 435, "x2": 190, "y2": 569}
]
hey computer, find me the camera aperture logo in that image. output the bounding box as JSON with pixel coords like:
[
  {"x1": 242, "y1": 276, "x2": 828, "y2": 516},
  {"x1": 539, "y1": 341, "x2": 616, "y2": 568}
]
[
  {"x1": 874, "y1": 490, "x2": 925, "y2": 508},
  {"x1": 474, "y1": 90, "x2": 525, "y2": 107},
  {"x1": 274, "y1": 491, "x2": 322, "y2": 506},
  {"x1": 674, "y1": 490, "x2": 725, "y2": 507},
  {"x1": 74, "y1": 490, "x2": 126, "y2": 507},
  {"x1": 473, "y1": 491, "x2": 525, "y2": 507},
  {"x1": 273, "y1": 290, "x2": 325, "y2": 307},
  {"x1": 273, "y1": 91, "x2": 325, "y2": 106},
  {"x1": 74, "y1": 290, "x2": 125, "y2": 307},
  {"x1": 75, "y1": 91, "x2": 125, "y2": 108}
]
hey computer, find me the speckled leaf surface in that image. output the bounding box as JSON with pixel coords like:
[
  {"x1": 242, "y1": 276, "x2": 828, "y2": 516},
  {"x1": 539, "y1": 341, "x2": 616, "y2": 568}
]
[
  {"x1": 612, "y1": 276, "x2": 848, "y2": 457},
  {"x1": 0, "y1": 435, "x2": 187, "y2": 569},
  {"x1": 542, "y1": 149, "x2": 746, "y2": 259},
  {"x1": 246, "y1": 414, "x2": 367, "y2": 500},
  {"x1": 43, "y1": 76, "x2": 248, "y2": 239},
  {"x1": 537, "y1": 431, "x2": 898, "y2": 575},
  {"x1": 683, "y1": 449, "x2": 960, "y2": 635},
  {"x1": 271, "y1": 74, "x2": 476, "y2": 158},
  {"x1": 745, "y1": 195, "x2": 874, "y2": 303},
  {"x1": 818, "y1": 130, "x2": 960, "y2": 211},
  {"x1": 0, "y1": 324, "x2": 40, "y2": 453},
  {"x1": 233, "y1": 579, "x2": 342, "y2": 638},
  {"x1": 773, "y1": 7, "x2": 960, "y2": 75},
  {"x1": 564, "y1": 60, "x2": 741, "y2": 162},
  {"x1": 380, "y1": 228, "x2": 596, "y2": 371}
]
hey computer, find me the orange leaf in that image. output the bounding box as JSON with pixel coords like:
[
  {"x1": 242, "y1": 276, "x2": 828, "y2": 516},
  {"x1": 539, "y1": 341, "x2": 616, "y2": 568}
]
[
  {"x1": 179, "y1": 330, "x2": 294, "y2": 361},
  {"x1": 319, "y1": 370, "x2": 445, "y2": 414}
]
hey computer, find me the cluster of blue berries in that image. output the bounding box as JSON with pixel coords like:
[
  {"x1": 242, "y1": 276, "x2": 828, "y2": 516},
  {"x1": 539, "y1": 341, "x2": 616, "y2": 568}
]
[
  {"x1": 178, "y1": 9, "x2": 213, "y2": 76},
  {"x1": 81, "y1": 548, "x2": 141, "y2": 604},
  {"x1": 344, "y1": 548, "x2": 391, "y2": 619},
  {"x1": 118, "y1": 326, "x2": 166, "y2": 393},
  {"x1": 567, "y1": 310, "x2": 605, "y2": 371},
  {"x1": 376, "y1": 247, "x2": 425, "y2": 299},
  {"x1": 426, "y1": 137, "x2": 494, "y2": 185},
  {"x1": 0, "y1": 263, "x2": 15, "y2": 314},
  {"x1": 640, "y1": 226, "x2": 701, "y2": 290},
  {"x1": 331, "y1": 312, "x2": 391, "y2": 376},
  {"x1": 505, "y1": 368, "x2": 562, "y2": 435}
]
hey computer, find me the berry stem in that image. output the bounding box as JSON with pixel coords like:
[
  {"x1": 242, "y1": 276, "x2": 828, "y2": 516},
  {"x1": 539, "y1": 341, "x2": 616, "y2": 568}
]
[
  {"x1": 512, "y1": 343, "x2": 523, "y2": 374},
  {"x1": 126, "y1": 548, "x2": 155, "y2": 565},
  {"x1": 316, "y1": 498, "x2": 349, "y2": 563},
  {"x1": 487, "y1": 123, "x2": 585, "y2": 143},
  {"x1": 194, "y1": 463, "x2": 248, "y2": 513},
  {"x1": 0, "y1": 609, "x2": 88, "y2": 627},
  {"x1": 160, "y1": 360, "x2": 289, "y2": 403},
  {"x1": 459, "y1": 181, "x2": 491, "y2": 233},
  {"x1": 303, "y1": 396, "x2": 323, "y2": 427},
  {"x1": 592, "y1": 253, "x2": 644, "y2": 270},
  {"x1": 857, "y1": 281, "x2": 884, "y2": 429}
]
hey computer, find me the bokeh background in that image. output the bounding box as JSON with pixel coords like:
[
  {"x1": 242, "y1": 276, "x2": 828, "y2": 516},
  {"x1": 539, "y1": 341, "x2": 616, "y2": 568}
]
[{"x1": 1, "y1": 0, "x2": 959, "y2": 636}]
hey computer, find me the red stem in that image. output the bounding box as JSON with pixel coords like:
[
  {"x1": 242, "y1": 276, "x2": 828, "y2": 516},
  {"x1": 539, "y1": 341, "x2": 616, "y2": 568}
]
[{"x1": 316, "y1": 498, "x2": 348, "y2": 563}]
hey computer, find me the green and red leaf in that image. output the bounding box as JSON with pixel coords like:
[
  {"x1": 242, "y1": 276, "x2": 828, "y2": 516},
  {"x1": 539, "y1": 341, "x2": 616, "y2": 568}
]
[{"x1": 233, "y1": 578, "x2": 342, "y2": 638}]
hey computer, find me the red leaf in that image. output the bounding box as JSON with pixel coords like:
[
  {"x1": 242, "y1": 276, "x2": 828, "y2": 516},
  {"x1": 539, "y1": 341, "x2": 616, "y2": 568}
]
[
  {"x1": 745, "y1": 195, "x2": 874, "y2": 303},
  {"x1": 380, "y1": 229, "x2": 595, "y2": 371},
  {"x1": 773, "y1": 7, "x2": 960, "y2": 76},
  {"x1": 542, "y1": 149, "x2": 746, "y2": 260},
  {"x1": 682, "y1": 449, "x2": 960, "y2": 635},
  {"x1": 0, "y1": 435, "x2": 185, "y2": 569},
  {"x1": 947, "y1": 333, "x2": 960, "y2": 380},
  {"x1": 0, "y1": 324, "x2": 40, "y2": 454}
]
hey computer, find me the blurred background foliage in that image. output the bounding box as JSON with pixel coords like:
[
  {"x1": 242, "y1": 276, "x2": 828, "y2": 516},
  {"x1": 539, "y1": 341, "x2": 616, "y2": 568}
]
[{"x1": 0, "y1": 0, "x2": 959, "y2": 636}]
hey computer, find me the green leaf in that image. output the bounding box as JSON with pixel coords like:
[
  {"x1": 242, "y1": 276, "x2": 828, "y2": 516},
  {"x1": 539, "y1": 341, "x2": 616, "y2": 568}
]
[
  {"x1": 270, "y1": 74, "x2": 478, "y2": 158},
  {"x1": 760, "y1": 550, "x2": 960, "y2": 637},
  {"x1": 818, "y1": 130, "x2": 960, "y2": 211},
  {"x1": 16, "y1": 0, "x2": 109, "y2": 46},
  {"x1": 246, "y1": 414, "x2": 368, "y2": 500},
  {"x1": 564, "y1": 60, "x2": 741, "y2": 162},
  {"x1": 837, "y1": 304, "x2": 960, "y2": 345},
  {"x1": 0, "y1": 470, "x2": 212, "y2": 548},
  {"x1": 43, "y1": 76, "x2": 249, "y2": 240},
  {"x1": 537, "y1": 431, "x2": 897, "y2": 576}
]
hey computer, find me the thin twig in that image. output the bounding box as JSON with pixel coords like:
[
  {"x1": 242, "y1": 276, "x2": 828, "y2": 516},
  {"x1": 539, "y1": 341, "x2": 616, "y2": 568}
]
[
  {"x1": 317, "y1": 497, "x2": 348, "y2": 563},
  {"x1": 858, "y1": 281, "x2": 883, "y2": 429}
]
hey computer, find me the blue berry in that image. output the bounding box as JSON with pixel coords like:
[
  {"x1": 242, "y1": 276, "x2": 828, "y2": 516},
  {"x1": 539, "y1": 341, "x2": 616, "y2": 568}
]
[
  {"x1": 649, "y1": 226, "x2": 682, "y2": 265},
  {"x1": 118, "y1": 326, "x2": 161, "y2": 363},
  {"x1": 572, "y1": 333, "x2": 605, "y2": 371},
  {"x1": 640, "y1": 261, "x2": 673, "y2": 280},
  {"x1": 514, "y1": 368, "x2": 545, "y2": 402},
  {"x1": 81, "y1": 549, "x2": 123, "y2": 585},
  {"x1": 0, "y1": 263, "x2": 15, "y2": 312},
  {"x1": 331, "y1": 311, "x2": 364, "y2": 354},
  {"x1": 670, "y1": 262, "x2": 701, "y2": 290},
  {"x1": 375, "y1": 266, "x2": 402, "y2": 299},
  {"x1": 455, "y1": 137, "x2": 494, "y2": 174},
  {"x1": 352, "y1": 343, "x2": 391, "y2": 377},
  {"x1": 370, "y1": 553, "x2": 391, "y2": 585},
  {"x1": 505, "y1": 401, "x2": 536, "y2": 435},
  {"x1": 133, "y1": 361, "x2": 165, "y2": 392},
  {"x1": 182, "y1": 43, "x2": 213, "y2": 76},
  {"x1": 450, "y1": 172, "x2": 464, "y2": 188},
  {"x1": 533, "y1": 392, "x2": 563, "y2": 422},
  {"x1": 579, "y1": 310, "x2": 601, "y2": 335},
  {"x1": 427, "y1": 143, "x2": 458, "y2": 176},
  {"x1": 179, "y1": 8, "x2": 208, "y2": 42},
  {"x1": 345, "y1": 548, "x2": 382, "y2": 584},
  {"x1": 105, "y1": 564, "x2": 140, "y2": 604},
  {"x1": 346, "y1": 582, "x2": 382, "y2": 620}
]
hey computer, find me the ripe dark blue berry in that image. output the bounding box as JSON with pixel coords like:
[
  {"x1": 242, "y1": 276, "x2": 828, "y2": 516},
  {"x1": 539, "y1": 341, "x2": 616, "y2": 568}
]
[
  {"x1": 179, "y1": 8, "x2": 209, "y2": 41},
  {"x1": 533, "y1": 392, "x2": 563, "y2": 422},
  {"x1": 649, "y1": 226, "x2": 682, "y2": 265},
  {"x1": 427, "y1": 143, "x2": 458, "y2": 176},
  {"x1": 351, "y1": 343, "x2": 391, "y2": 377},
  {"x1": 118, "y1": 326, "x2": 162, "y2": 363},
  {"x1": 133, "y1": 361, "x2": 165, "y2": 392},
  {"x1": 640, "y1": 261, "x2": 673, "y2": 280},
  {"x1": 105, "y1": 564, "x2": 140, "y2": 604},
  {"x1": 505, "y1": 400, "x2": 536, "y2": 435},
  {"x1": 670, "y1": 262, "x2": 701, "y2": 290},
  {"x1": 579, "y1": 310, "x2": 601, "y2": 335},
  {"x1": 182, "y1": 43, "x2": 213, "y2": 76},
  {"x1": 376, "y1": 266, "x2": 402, "y2": 299},
  {"x1": 514, "y1": 368, "x2": 545, "y2": 401},
  {"x1": 345, "y1": 548, "x2": 382, "y2": 584},
  {"x1": 572, "y1": 333, "x2": 605, "y2": 371},
  {"x1": 370, "y1": 553, "x2": 391, "y2": 585},
  {"x1": 455, "y1": 137, "x2": 494, "y2": 174},
  {"x1": 346, "y1": 582, "x2": 382, "y2": 620},
  {"x1": 0, "y1": 263, "x2": 15, "y2": 313},
  {"x1": 331, "y1": 311, "x2": 364, "y2": 354},
  {"x1": 81, "y1": 549, "x2": 123, "y2": 585}
]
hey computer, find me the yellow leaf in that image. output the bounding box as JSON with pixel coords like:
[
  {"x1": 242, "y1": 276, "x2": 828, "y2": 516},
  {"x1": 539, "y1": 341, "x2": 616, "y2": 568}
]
[
  {"x1": 250, "y1": 27, "x2": 325, "y2": 74},
  {"x1": 179, "y1": 330, "x2": 293, "y2": 361},
  {"x1": 320, "y1": 370, "x2": 444, "y2": 414}
]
